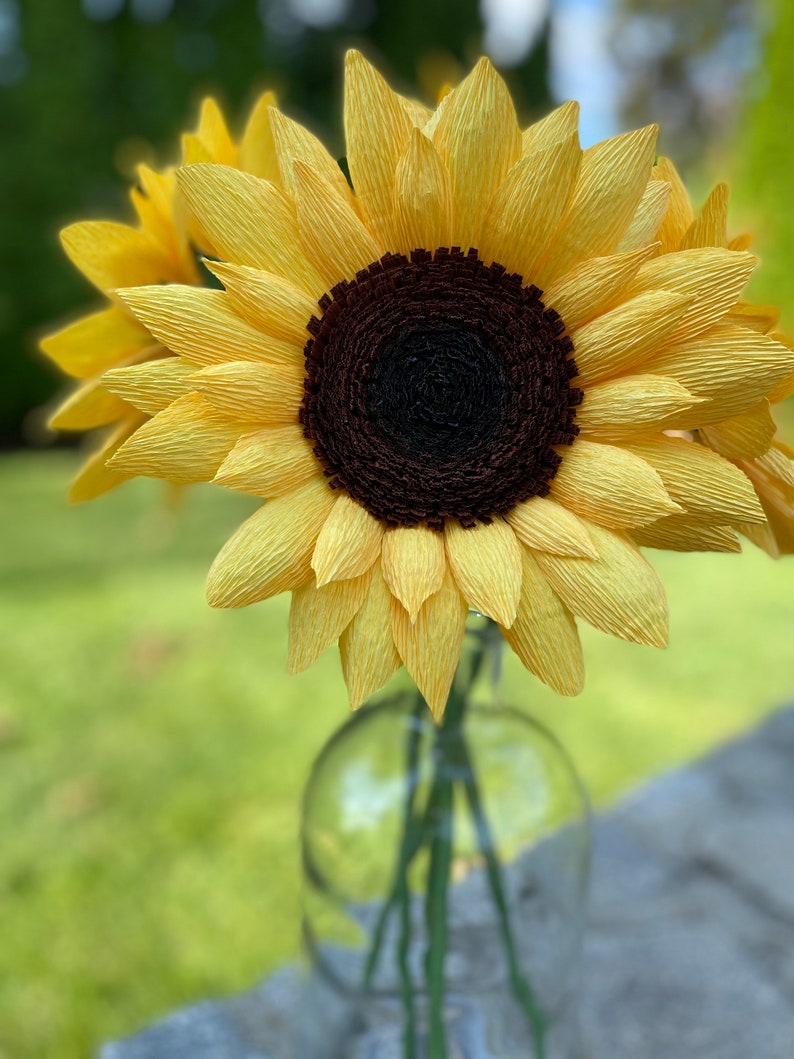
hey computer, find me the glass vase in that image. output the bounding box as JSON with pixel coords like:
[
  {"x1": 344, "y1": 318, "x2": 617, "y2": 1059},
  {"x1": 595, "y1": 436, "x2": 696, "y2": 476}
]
[{"x1": 298, "y1": 615, "x2": 591, "y2": 1059}]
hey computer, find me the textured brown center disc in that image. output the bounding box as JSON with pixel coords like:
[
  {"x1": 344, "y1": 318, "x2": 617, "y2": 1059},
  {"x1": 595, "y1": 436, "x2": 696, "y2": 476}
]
[{"x1": 300, "y1": 247, "x2": 581, "y2": 530}]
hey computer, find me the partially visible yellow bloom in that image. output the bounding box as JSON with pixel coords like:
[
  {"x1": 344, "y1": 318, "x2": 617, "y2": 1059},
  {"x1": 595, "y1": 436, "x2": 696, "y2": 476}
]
[{"x1": 40, "y1": 92, "x2": 277, "y2": 502}]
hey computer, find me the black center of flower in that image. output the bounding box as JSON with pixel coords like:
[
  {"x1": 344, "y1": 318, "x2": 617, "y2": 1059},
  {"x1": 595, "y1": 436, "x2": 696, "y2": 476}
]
[{"x1": 300, "y1": 248, "x2": 580, "y2": 530}]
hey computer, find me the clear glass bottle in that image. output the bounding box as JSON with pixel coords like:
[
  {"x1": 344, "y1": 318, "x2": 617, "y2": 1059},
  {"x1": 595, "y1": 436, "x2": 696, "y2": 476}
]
[{"x1": 299, "y1": 616, "x2": 591, "y2": 1059}]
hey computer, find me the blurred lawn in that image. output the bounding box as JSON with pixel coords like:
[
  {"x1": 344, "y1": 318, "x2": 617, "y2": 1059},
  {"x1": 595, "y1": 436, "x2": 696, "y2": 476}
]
[{"x1": 2, "y1": 449, "x2": 794, "y2": 1059}]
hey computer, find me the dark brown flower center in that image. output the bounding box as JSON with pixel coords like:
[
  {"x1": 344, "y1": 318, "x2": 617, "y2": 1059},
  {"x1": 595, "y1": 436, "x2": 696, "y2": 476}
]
[{"x1": 300, "y1": 248, "x2": 580, "y2": 530}]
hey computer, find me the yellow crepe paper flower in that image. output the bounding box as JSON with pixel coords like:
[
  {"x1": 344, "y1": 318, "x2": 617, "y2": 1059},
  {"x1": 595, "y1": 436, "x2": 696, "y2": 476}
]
[
  {"x1": 40, "y1": 91, "x2": 277, "y2": 502},
  {"x1": 91, "y1": 52, "x2": 793, "y2": 716}
]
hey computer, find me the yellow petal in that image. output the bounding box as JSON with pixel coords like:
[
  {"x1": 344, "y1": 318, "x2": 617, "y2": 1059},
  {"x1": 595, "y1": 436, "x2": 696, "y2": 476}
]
[
  {"x1": 632, "y1": 516, "x2": 741, "y2": 553},
  {"x1": 60, "y1": 221, "x2": 181, "y2": 292},
  {"x1": 652, "y1": 156, "x2": 695, "y2": 253},
  {"x1": 642, "y1": 324, "x2": 794, "y2": 424},
  {"x1": 214, "y1": 426, "x2": 320, "y2": 497},
  {"x1": 192, "y1": 361, "x2": 304, "y2": 423},
  {"x1": 392, "y1": 567, "x2": 468, "y2": 719},
  {"x1": 479, "y1": 133, "x2": 581, "y2": 279},
  {"x1": 239, "y1": 90, "x2": 281, "y2": 183},
  {"x1": 393, "y1": 128, "x2": 454, "y2": 255},
  {"x1": 431, "y1": 57, "x2": 522, "y2": 251},
  {"x1": 344, "y1": 48, "x2": 415, "y2": 245},
  {"x1": 102, "y1": 358, "x2": 197, "y2": 415},
  {"x1": 190, "y1": 97, "x2": 237, "y2": 165},
  {"x1": 205, "y1": 261, "x2": 317, "y2": 345},
  {"x1": 625, "y1": 248, "x2": 758, "y2": 343},
  {"x1": 748, "y1": 442, "x2": 794, "y2": 491},
  {"x1": 444, "y1": 518, "x2": 523, "y2": 627},
  {"x1": 48, "y1": 382, "x2": 130, "y2": 431},
  {"x1": 543, "y1": 243, "x2": 657, "y2": 333},
  {"x1": 506, "y1": 496, "x2": 598, "y2": 558},
  {"x1": 725, "y1": 301, "x2": 780, "y2": 334},
  {"x1": 312, "y1": 493, "x2": 385, "y2": 586},
  {"x1": 207, "y1": 479, "x2": 335, "y2": 607},
  {"x1": 501, "y1": 547, "x2": 584, "y2": 695},
  {"x1": 549, "y1": 438, "x2": 680, "y2": 528},
  {"x1": 614, "y1": 180, "x2": 671, "y2": 254},
  {"x1": 381, "y1": 524, "x2": 446, "y2": 622},
  {"x1": 571, "y1": 289, "x2": 693, "y2": 386},
  {"x1": 522, "y1": 100, "x2": 580, "y2": 155},
  {"x1": 288, "y1": 570, "x2": 373, "y2": 673},
  {"x1": 534, "y1": 521, "x2": 668, "y2": 647},
  {"x1": 176, "y1": 164, "x2": 324, "y2": 295},
  {"x1": 700, "y1": 401, "x2": 777, "y2": 460},
  {"x1": 293, "y1": 161, "x2": 383, "y2": 286},
  {"x1": 623, "y1": 436, "x2": 765, "y2": 524},
  {"x1": 40, "y1": 307, "x2": 152, "y2": 380},
  {"x1": 678, "y1": 182, "x2": 729, "y2": 251},
  {"x1": 575, "y1": 374, "x2": 704, "y2": 439},
  {"x1": 268, "y1": 105, "x2": 354, "y2": 206},
  {"x1": 340, "y1": 561, "x2": 402, "y2": 708},
  {"x1": 108, "y1": 392, "x2": 244, "y2": 483},
  {"x1": 117, "y1": 286, "x2": 302, "y2": 367},
  {"x1": 68, "y1": 416, "x2": 143, "y2": 504},
  {"x1": 536, "y1": 124, "x2": 658, "y2": 286}
]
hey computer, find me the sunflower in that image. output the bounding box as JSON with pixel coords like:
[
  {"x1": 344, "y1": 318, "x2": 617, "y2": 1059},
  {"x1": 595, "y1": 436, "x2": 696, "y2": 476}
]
[
  {"x1": 40, "y1": 91, "x2": 277, "y2": 501},
  {"x1": 630, "y1": 156, "x2": 794, "y2": 557},
  {"x1": 94, "y1": 52, "x2": 794, "y2": 716}
]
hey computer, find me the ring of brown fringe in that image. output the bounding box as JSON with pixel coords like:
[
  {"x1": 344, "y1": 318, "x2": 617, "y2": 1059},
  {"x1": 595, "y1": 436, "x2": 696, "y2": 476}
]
[{"x1": 300, "y1": 247, "x2": 581, "y2": 530}]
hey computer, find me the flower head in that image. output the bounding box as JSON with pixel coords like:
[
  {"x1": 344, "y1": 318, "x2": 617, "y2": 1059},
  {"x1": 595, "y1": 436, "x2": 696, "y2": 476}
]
[{"x1": 69, "y1": 52, "x2": 794, "y2": 715}]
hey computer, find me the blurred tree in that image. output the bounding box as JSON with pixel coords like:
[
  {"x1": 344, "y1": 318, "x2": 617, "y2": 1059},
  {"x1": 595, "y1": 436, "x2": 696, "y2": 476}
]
[{"x1": 0, "y1": 0, "x2": 551, "y2": 444}]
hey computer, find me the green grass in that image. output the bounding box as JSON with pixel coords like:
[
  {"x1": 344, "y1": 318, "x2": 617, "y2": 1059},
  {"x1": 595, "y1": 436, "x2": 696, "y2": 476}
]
[{"x1": 2, "y1": 450, "x2": 793, "y2": 1059}]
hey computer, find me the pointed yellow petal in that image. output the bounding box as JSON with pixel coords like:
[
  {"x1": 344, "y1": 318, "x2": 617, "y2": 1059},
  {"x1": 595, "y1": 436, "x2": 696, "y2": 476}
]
[
  {"x1": 625, "y1": 248, "x2": 758, "y2": 343},
  {"x1": 268, "y1": 105, "x2": 354, "y2": 206},
  {"x1": 207, "y1": 479, "x2": 335, "y2": 607},
  {"x1": 214, "y1": 426, "x2": 319, "y2": 497},
  {"x1": 340, "y1": 561, "x2": 402, "y2": 708},
  {"x1": 623, "y1": 436, "x2": 765, "y2": 524},
  {"x1": 102, "y1": 358, "x2": 197, "y2": 415},
  {"x1": 753, "y1": 443, "x2": 794, "y2": 490},
  {"x1": 549, "y1": 438, "x2": 680, "y2": 528},
  {"x1": 501, "y1": 547, "x2": 584, "y2": 695},
  {"x1": 108, "y1": 392, "x2": 244, "y2": 482},
  {"x1": 543, "y1": 243, "x2": 658, "y2": 333},
  {"x1": 344, "y1": 49, "x2": 415, "y2": 246},
  {"x1": 293, "y1": 161, "x2": 383, "y2": 286},
  {"x1": 192, "y1": 361, "x2": 304, "y2": 423},
  {"x1": 40, "y1": 307, "x2": 152, "y2": 380},
  {"x1": 534, "y1": 521, "x2": 669, "y2": 648},
  {"x1": 479, "y1": 133, "x2": 581, "y2": 279},
  {"x1": 192, "y1": 97, "x2": 237, "y2": 165},
  {"x1": 506, "y1": 496, "x2": 598, "y2": 558},
  {"x1": 116, "y1": 286, "x2": 302, "y2": 367},
  {"x1": 522, "y1": 100, "x2": 580, "y2": 155},
  {"x1": 652, "y1": 156, "x2": 695, "y2": 253},
  {"x1": 176, "y1": 164, "x2": 324, "y2": 295},
  {"x1": 48, "y1": 382, "x2": 130, "y2": 431},
  {"x1": 700, "y1": 401, "x2": 777, "y2": 460},
  {"x1": 312, "y1": 493, "x2": 384, "y2": 586},
  {"x1": 632, "y1": 516, "x2": 741, "y2": 553},
  {"x1": 678, "y1": 182, "x2": 729, "y2": 251},
  {"x1": 239, "y1": 90, "x2": 280, "y2": 183},
  {"x1": 444, "y1": 518, "x2": 523, "y2": 627},
  {"x1": 575, "y1": 374, "x2": 705, "y2": 439},
  {"x1": 68, "y1": 416, "x2": 143, "y2": 504},
  {"x1": 288, "y1": 570, "x2": 372, "y2": 673},
  {"x1": 205, "y1": 261, "x2": 317, "y2": 345},
  {"x1": 60, "y1": 222, "x2": 181, "y2": 292},
  {"x1": 725, "y1": 301, "x2": 780, "y2": 334},
  {"x1": 571, "y1": 289, "x2": 693, "y2": 386},
  {"x1": 392, "y1": 567, "x2": 468, "y2": 719},
  {"x1": 614, "y1": 180, "x2": 671, "y2": 254},
  {"x1": 431, "y1": 57, "x2": 522, "y2": 250},
  {"x1": 381, "y1": 524, "x2": 446, "y2": 621},
  {"x1": 536, "y1": 125, "x2": 658, "y2": 286},
  {"x1": 393, "y1": 128, "x2": 454, "y2": 255}
]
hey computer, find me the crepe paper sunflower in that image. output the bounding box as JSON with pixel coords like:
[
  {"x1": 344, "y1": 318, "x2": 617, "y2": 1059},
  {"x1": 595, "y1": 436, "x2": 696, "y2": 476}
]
[
  {"x1": 630, "y1": 157, "x2": 794, "y2": 557},
  {"x1": 97, "y1": 51, "x2": 794, "y2": 717},
  {"x1": 40, "y1": 91, "x2": 278, "y2": 502}
]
